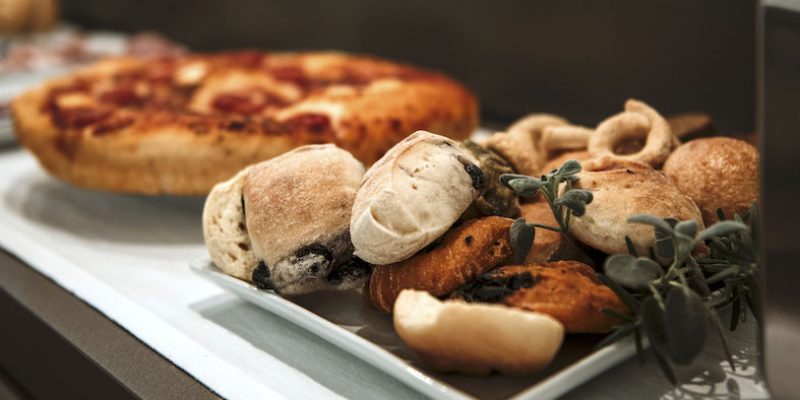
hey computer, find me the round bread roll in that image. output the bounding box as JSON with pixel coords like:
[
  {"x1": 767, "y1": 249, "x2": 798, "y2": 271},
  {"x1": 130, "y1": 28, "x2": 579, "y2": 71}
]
[
  {"x1": 203, "y1": 144, "x2": 370, "y2": 295},
  {"x1": 350, "y1": 130, "x2": 484, "y2": 265},
  {"x1": 569, "y1": 157, "x2": 704, "y2": 255},
  {"x1": 394, "y1": 290, "x2": 564, "y2": 376},
  {"x1": 367, "y1": 216, "x2": 514, "y2": 313},
  {"x1": 662, "y1": 137, "x2": 758, "y2": 224}
]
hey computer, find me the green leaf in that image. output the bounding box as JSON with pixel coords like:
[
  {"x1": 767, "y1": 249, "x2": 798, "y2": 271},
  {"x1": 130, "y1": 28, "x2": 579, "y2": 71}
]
[
  {"x1": 664, "y1": 289, "x2": 708, "y2": 365},
  {"x1": 499, "y1": 173, "x2": 532, "y2": 186},
  {"x1": 642, "y1": 297, "x2": 668, "y2": 350},
  {"x1": 745, "y1": 274, "x2": 761, "y2": 323},
  {"x1": 708, "y1": 305, "x2": 736, "y2": 370},
  {"x1": 730, "y1": 297, "x2": 741, "y2": 331},
  {"x1": 604, "y1": 254, "x2": 663, "y2": 290},
  {"x1": 556, "y1": 159, "x2": 582, "y2": 177},
  {"x1": 507, "y1": 178, "x2": 541, "y2": 198},
  {"x1": 554, "y1": 190, "x2": 592, "y2": 217},
  {"x1": 598, "y1": 274, "x2": 640, "y2": 314},
  {"x1": 629, "y1": 214, "x2": 674, "y2": 233},
  {"x1": 675, "y1": 220, "x2": 698, "y2": 239},
  {"x1": 696, "y1": 221, "x2": 749, "y2": 243},
  {"x1": 625, "y1": 236, "x2": 638, "y2": 256},
  {"x1": 510, "y1": 218, "x2": 535, "y2": 263},
  {"x1": 716, "y1": 208, "x2": 727, "y2": 221},
  {"x1": 655, "y1": 225, "x2": 675, "y2": 260}
]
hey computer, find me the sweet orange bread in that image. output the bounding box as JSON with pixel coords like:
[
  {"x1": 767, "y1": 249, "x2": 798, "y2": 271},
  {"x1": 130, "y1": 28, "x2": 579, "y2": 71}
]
[
  {"x1": 454, "y1": 261, "x2": 628, "y2": 333},
  {"x1": 663, "y1": 137, "x2": 758, "y2": 224},
  {"x1": 394, "y1": 290, "x2": 564, "y2": 376},
  {"x1": 518, "y1": 201, "x2": 562, "y2": 263},
  {"x1": 367, "y1": 216, "x2": 514, "y2": 312},
  {"x1": 12, "y1": 51, "x2": 477, "y2": 194}
]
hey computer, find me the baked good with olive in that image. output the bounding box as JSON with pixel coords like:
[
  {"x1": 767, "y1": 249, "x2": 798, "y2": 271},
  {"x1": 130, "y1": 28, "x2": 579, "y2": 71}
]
[{"x1": 203, "y1": 144, "x2": 370, "y2": 295}]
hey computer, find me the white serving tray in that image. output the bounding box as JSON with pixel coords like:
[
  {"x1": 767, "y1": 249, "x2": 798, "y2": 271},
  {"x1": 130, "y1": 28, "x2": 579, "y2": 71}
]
[{"x1": 191, "y1": 258, "x2": 639, "y2": 400}]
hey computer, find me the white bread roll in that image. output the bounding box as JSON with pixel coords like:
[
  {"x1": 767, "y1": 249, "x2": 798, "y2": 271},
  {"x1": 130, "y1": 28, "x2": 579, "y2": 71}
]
[
  {"x1": 203, "y1": 144, "x2": 369, "y2": 295},
  {"x1": 203, "y1": 166, "x2": 259, "y2": 281},
  {"x1": 394, "y1": 290, "x2": 564, "y2": 376},
  {"x1": 350, "y1": 131, "x2": 484, "y2": 265}
]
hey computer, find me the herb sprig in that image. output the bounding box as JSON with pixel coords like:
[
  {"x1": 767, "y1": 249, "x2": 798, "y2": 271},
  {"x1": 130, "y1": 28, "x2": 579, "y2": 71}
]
[
  {"x1": 500, "y1": 160, "x2": 593, "y2": 261},
  {"x1": 500, "y1": 160, "x2": 760, "y2": 385}
]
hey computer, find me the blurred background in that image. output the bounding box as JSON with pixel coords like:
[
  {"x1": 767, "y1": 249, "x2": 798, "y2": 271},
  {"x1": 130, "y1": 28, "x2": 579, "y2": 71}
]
[{"x1": 3, "y1": 0, "x2": 757, "y2": 132}]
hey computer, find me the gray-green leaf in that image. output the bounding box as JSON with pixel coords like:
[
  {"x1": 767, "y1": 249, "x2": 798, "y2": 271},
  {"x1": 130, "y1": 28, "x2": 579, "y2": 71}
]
[
  {"x1": 510, "y1": 218, "x2": 535, "y2": 263},
  {"x1": 604, "y1": 254, "x2": 663, "y2": 290},
  {"x1": 696, "y1": 221, "x2": 749, "y2": 243},
  {"x1": 665, "y1": 288, "x2": 708, "y2": 365},
  {"x1": 557, "y1": 159, "x2": 582, "y2": 177},
  {"x1": 507, "y1": 178, "x2": 541, "y2": 197},
  {"x1": 629, "y1": 214, "x2": 675, "y2": 233}
]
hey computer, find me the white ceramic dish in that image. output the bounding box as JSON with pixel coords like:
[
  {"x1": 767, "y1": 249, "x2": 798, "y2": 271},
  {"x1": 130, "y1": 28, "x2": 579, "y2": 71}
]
[{"x1": 191, "y1": 258, "x2": 639, "y2": 400}]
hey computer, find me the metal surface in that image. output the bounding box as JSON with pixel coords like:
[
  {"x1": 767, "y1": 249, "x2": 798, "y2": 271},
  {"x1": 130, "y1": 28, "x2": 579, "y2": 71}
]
[
  {"x1": 761, "y1": 4, "x2": 800, "y2": 400},
  {"x1": 0, "y1": 249, "x2": 220, "y2": 400}
]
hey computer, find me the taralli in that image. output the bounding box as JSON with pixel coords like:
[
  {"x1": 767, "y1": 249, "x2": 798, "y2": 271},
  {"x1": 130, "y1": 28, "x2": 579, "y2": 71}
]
[
  {"x1": 484, "y1": 114, "x2": 568, "y2": 176},
  {"x1": 588, "y1": 99, "x2": 675, "y2": 167},
  {"x1": 541, "y1": 124, "x2": 593, "y2": 152},
  {"x1": 393, "y1": 290, "x2": 564, "y2": 376}
]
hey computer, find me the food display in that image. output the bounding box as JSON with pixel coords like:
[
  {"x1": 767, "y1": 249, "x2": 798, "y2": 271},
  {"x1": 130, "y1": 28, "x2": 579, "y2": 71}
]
[
  {"x1": 11, "y1": 51, "x2": 477, "y2": 194},
  {"x1": 200, "y1": 92, "x2": 760, "y2": 378}
]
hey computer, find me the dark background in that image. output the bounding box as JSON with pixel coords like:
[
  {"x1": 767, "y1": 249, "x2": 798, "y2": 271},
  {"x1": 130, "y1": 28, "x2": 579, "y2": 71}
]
[{"x1": 63, "y1": 0, "x2": 757, "y2": 133}]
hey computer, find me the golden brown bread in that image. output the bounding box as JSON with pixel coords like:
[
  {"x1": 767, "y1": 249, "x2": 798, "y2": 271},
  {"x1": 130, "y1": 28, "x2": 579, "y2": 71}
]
[
  {"x1": 367, "y1": 216, "x2": 514, "y2": 313},
  {"x1": 468, "y1": 262, "x2": 629, "y2": 333},
  {"x1": 394, "y1": 290, "x2": 564, "y2": 376},
  {"x1": 662, "y1": 137, "x2": 758, "y2": 225},
  {"x1": 538, "y1": 150, "x2": 593, "y2": 176},
  {"x1": 12, "y1": 52, "x2": 477, "y2": 195}
]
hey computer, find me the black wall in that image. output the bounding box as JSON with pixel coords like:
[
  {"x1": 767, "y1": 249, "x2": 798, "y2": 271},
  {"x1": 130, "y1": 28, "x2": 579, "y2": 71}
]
[{"x1": 64, "y1": 0, "x2": 756, "y2": 132}]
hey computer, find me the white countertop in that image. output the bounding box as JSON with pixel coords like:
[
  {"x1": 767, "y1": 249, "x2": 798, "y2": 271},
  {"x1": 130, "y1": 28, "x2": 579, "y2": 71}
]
[{"x1": 0, "y1": 148, "x2": 769, "y2": 399}]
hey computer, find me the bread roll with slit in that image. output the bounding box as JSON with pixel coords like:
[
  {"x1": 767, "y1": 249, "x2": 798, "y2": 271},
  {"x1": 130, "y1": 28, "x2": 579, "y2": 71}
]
[
  {"x1": 394, "y1": 290, "x2": 564, "y2": 376},
  {"x1": 350, "y1": 130, "x2": 485, "y2": 265}
]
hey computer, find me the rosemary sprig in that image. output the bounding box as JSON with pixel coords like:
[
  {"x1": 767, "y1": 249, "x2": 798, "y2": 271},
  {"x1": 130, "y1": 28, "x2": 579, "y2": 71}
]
[
  {"x1": 500, "y1": 160, "x2": 760, "y2": 385},
  {"x1": 600, "y1": 206, "x2": 758, "y2": 384}
]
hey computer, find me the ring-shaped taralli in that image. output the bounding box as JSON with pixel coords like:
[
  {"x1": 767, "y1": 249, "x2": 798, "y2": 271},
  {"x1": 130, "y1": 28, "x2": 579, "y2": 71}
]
[
  {"x1": 541, "y1": 125, "x2": 593, "y2": 152},
  {"x1": 484, "y1": 114, "x2": 568, "y2": 176},
  {"x1": 588, "y1": 99, "x2": 675, "y2": 167}
]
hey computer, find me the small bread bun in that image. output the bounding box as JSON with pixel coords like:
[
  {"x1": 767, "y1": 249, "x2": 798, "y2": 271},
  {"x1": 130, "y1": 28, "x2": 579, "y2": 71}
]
[
  {"x1": 454, "y1": 262, "x2": 628, "y2": 333},
  {"x1": 394, "y1": 290, "x2": 564, "y2": 376},
  {"x1": 519, "y1": 202, "x2": 562, "y2": 263},
  {"x1": 203, "y1": 144, "x2": 370, "y2": 295},
  {"x1": 351, "y1": 131, "x2": 484, "y2": 265},
  {"x1": 663, "y1": 137, "x2": 758, "y2": 224},
  {"x1": 569, "y1": 157, "x2": 703, "y2": 255},
  {"x1": 203, "y1": 166, "x2": 259, "y2": 281},
  {"x1": 244, "y1": 144, "x2": 366, "y2": 294},
  {"x1": 368, "y1": 216, "x2": 513, "y2": 312}
]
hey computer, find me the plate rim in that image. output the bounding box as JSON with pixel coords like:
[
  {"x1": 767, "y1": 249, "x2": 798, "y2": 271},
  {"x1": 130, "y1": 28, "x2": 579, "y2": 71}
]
[{"x1": 190, "y1": 257, "x2": 638, "y2": 400}]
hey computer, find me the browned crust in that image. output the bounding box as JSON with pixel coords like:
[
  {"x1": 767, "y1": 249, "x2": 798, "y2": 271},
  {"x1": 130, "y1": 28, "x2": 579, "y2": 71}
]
[
  {"x1": 12, "y1": 52, "x2": 477, "y2": 195},
  {"x1": 491, "y1": 261, "x2": 629, "y2": 333},
  {"x1": 662, "y1": 137, "x2": 759, "y2": 224},
  {"x1": 367, "y1": 216, "x2": 514, "y2": 313}
]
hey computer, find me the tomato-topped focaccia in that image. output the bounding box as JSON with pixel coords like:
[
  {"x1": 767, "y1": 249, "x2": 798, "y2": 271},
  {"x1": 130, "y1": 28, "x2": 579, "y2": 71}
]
[{"x1": 12, "y1": 51, "x2": 477, "y2": 195}]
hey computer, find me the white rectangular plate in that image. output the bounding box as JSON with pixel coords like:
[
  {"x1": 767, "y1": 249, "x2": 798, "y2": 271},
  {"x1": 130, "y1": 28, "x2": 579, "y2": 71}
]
[{"x1": 191, "y1": 258, "x2": 638, "y2": 400}]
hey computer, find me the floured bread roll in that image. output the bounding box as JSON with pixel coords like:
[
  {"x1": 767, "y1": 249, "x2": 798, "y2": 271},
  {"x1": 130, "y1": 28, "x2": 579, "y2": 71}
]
[
  {"x1": 568, "y1": 157, "x2": 703, "y2": 255},
  {"x1": 394, "y1": 290, "x2": 564, "y2": 376},
  {"x1": 203, "y1": 144, "x2": 370, "y2": 295},
  {"x1": 351, "y1": 131, "x2": 485, "y2": 265}
]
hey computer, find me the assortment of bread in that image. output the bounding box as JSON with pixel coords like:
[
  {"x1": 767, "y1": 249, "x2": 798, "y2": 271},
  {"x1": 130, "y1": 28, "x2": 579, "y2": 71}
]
[{"x1": 188, "y1": 85, "x2": 763, "y2": 377}]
